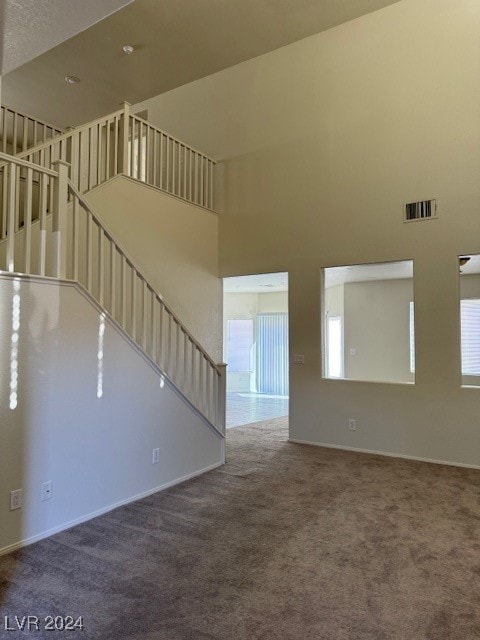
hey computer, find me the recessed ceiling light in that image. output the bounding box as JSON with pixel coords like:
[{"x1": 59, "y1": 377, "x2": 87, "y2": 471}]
[
  {"x1": 65, "y1": 75, "x2": 80, "y2": 84},
  {"x1": 122, "y1": 45, "x2": 134, "y2": 55}
]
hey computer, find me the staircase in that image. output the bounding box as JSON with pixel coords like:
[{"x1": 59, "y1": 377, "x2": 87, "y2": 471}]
[
  {"x1": 0, "y1": 104, "x2": 225, "y2": 437},
  {"x1": 16, "y1": 102, "x2": 216, "y2": 211},
  {"x1": 1, "y1": 104, "x2": 63, "y2": 155}
]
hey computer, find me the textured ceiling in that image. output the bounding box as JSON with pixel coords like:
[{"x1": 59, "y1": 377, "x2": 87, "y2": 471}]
[
  {"x1": 1, "y1": 0, "x2": 133, "y2": 75},
  {"x1": 224, "y1": 273, "x2": 288, "y2": 294},
  {"x1": 325, "y1": 261, "x2": 414, "y2": 287},
  {"x1": 3, "y1": 0, "x2": 401, "y2": 128}
]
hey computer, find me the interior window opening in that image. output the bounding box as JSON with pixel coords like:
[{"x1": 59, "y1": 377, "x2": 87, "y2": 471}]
[{"x1": 323, "y1": 260, "x2": 414, "y2": 384}]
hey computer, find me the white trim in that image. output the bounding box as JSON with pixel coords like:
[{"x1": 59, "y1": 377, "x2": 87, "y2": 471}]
[
  {"x1": 0, "y1": 272, "x2": 225, "y2": 440},
  {"x1": 288, "y1": 438, "x2": 480, "y2": 470},
  {"x1": 0, "y1": 461, "x2": 223, "y2": 558}
]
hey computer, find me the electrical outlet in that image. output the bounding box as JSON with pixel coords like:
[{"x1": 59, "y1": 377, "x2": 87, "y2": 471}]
[
  {"x1": 10, "y1": 489, "x2": 22, "y2": 510},
  {"x1": 41, "y1": 481, "x2": 53, "y2": 501},
  {"x1": 348, "y1": 419, "x2": 357, "y2": 431},
  {"x1": 152, "y1": 448, "x2": 160, "y2": 464}
]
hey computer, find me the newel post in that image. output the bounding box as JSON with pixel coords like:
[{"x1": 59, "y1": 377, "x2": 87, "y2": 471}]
[
  {"x1": 216, "y1": 363, "x2": 227, "y2": 436},
  {"x1": 119, "y1": 101, "x2": 131, "y2": 176},
  {"x1": 51, "y1": 160, "x2": 70, "y2": 279}
]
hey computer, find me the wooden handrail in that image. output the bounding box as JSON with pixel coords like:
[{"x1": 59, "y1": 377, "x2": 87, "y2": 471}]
[
  {"x1": 130, "y1": 113, "x2": 217, "y2": 164},
  {"x1": 0, "y1": 151, "x2": 59, "y2": 176},
  {"x1": 11, "y1": 104, "x2": 217, "y2": 212},
  {"x1": 1, "y1": 104, "x2": 63, "y2": 137},
  {"x1": 15, "y1": 109, "x2": 124, "y2": 159},
  {"x1": 0, "y1": 148, "x2": 224, "y2": 431},
  {"x1": 67, "y1": 180, "x2": 220, "y2": 374}
]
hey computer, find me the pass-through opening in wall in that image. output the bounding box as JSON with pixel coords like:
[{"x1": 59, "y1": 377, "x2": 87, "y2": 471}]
[
  {"x1": 322, "y1": 260, "x2": 415, "y2": 385},
  {"x1": 223, "y1": 272, "x2": 289, "y2": 428}
]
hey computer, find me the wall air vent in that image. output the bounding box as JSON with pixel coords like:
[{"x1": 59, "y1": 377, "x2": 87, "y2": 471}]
[{"x1": 404, "y1": 199, "x2": 437, "y2": 222}]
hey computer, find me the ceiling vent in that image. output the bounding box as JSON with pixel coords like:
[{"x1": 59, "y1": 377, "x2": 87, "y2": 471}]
[{"x1": 404, "y1": 199, "x2": 437, "y2": 222}]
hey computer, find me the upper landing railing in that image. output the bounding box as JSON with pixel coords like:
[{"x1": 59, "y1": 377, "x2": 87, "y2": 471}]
[
  {"x1": 1, "y1": 104, "x2": 64, "y2": 155},
  {"x1": 16, "y1": 103, "x2": 216, "y2": 211}
]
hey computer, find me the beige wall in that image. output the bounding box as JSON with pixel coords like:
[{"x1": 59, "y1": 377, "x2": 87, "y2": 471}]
[
  {"x1": 224, "y1": 292, "x2": 258, "y2": 322},
  {"x1": 460, "y1": 273, "x2": 480, "y2": 299},
  {"x1": 86, "y1": 176, "x2": 222, "y2": 361},
  {"x1": 258, "y1": 291, "x2": 288, "y2": 314},
  {"x1": 344, "y1": 279, "x2": 413, "y2": 384},
  {"x1": 0, "y1": 277, "x2": 223, "y2": 553},
  {"x1": 324, "y1": 279, "x2": 414, "y2": 383},
  {"x1": 136, "y1": 0, "x2": 480, "y2": 466}
]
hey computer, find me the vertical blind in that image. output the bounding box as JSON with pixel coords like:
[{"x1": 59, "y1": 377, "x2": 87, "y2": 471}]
[
  {"x1": 461, "y1": 299, "x2": 480, "y2": 375},
  {"x1": 257, "y1": 313, "x2": 289, "y2": 395}
]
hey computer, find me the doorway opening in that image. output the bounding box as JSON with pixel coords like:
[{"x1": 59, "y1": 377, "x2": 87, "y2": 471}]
[{"x1": 223, "y1": 272, "x2": 289, "y2": 428}]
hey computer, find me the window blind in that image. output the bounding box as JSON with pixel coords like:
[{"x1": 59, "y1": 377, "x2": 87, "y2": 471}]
[
  {"x1": 461, "y1": 299, "x2": 480, "y2": 376},
  {"x1": 227, "y1": 319, "x2": 253, "y2": 372}
]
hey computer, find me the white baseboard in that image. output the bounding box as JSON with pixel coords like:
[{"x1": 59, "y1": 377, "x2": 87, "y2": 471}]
[
  {"x1": 0, "y1": 460, "x2": 223, "y2": 557},
  {"x1": 288, "y1": 438, "x2": 480, "y2": 470}
]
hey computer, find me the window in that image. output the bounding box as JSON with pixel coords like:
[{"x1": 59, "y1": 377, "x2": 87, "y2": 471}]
[
  {"x1": 409, "y1": 302, "x2": 415, "y2": 373},
  {"x1": 461, "y1": 299, "x2": 480, "y2": 376},
  {"x1": 459, "y1": 254, "x2": 480, "y2": 386},
  {"x1": 326, "y1": 315, "x2": 343, "y2": 378},
  {"x1": 226, "y1": 319, "x2": 253, "y2": 372},
  {"x1": 323, "y1": 260, "x2": 414, "y2": 384}
]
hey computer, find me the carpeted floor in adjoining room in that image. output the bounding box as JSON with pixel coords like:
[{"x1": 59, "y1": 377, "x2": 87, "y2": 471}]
[{"x1": 1, "y1": 417, "x2": 480, "y2": 639}]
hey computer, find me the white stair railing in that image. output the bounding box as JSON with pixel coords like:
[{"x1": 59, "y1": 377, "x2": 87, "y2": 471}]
[
  {"x1": 1, "y1": 105, "x2": 63, "y2": 155},
  {"x1": 18, "y1": 108, "x2": 125, "y2": 194},
  {"x1": 16, "y1": 103, "x2": 216, "y2": 211},
  {"x1": 0, "y1": 152, "x2": 58, "y2": 275},
  {"x1": 67, "y1": 180, "x2": 225, "y2": 432},
  {"x1": 0, "y1": 151, "x2": 226, "y2": 435},
  {"x1": 128, "y1": 107, "x2": 215, "y2": 210}
]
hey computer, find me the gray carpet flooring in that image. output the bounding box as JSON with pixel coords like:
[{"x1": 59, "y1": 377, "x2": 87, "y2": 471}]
[{"x1": 1, "y1": 417, "x2": 480, "y2": 639}]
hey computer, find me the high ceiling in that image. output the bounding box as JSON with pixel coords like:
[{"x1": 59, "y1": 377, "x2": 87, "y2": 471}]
[
  {"x1": 3, "y1": 0, "x2": 401, "y2": 129},
  {"x1": 1, "y1": 0, "x2": 133, "y2": 75}
]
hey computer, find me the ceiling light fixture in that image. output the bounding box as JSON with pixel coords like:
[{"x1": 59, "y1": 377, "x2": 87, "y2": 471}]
[
  {"x1": 122, "y1": 45, "x2": 134, "y2": 55},
  {"x1": 65, "y1": 75, "x2": 80, "y2": 84}
]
